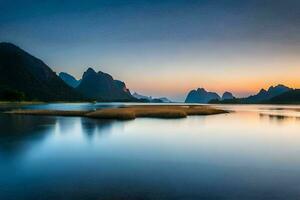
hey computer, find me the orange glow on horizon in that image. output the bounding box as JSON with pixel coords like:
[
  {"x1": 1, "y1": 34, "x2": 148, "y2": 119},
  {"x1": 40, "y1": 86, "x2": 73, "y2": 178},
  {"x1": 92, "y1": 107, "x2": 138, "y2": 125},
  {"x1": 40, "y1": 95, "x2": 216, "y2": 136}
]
[{"x1": 127, "y1": 69, "x2": 300, "y2": 98}]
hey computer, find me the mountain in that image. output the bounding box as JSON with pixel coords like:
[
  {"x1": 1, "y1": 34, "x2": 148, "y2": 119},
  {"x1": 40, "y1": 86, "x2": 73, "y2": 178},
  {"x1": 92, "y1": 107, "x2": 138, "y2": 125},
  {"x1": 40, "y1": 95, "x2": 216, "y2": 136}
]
[
  {"x1": 59, "y1": 72, "x2": 81, "y2": 88},
  {"x1": 0, "y1": 42, "x2": 81, "y2": 101},
  {"x1": 132, "y1": 92, "x2": 152, "y2": 101},
  {"x1": 158, "y1": 97, "x2": 172, "y2": 103},
  {"x1": 222, "y1": 92, "x2": 234, "y2": 100},
  {"x1": 267, "y1": 89, "x2": 300, "y2": 104},
  {"x1": 185, "y1": 88, "x2": 220, "y2": 103},
  {"x1": 132, "y1": 92, "x2": 172, "y2": 103},
  {"x1": 76, "y1": 68, "x2": 135, "y2": 101},
  {"x1": 210, "y1": 84, "x2": 293, "y2": 104},
  {"x1": 243, "y1": 84, "x2": 292, "y2": 103}
]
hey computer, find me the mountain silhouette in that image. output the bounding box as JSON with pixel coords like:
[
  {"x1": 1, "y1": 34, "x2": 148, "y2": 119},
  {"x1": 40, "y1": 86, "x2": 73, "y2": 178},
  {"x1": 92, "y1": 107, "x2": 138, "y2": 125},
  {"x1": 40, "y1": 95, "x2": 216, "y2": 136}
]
[
  {"x1": 158, "y1": 97, "x2": 172, "y2": 103},
  {"x1": 1, "y1": 42, "x2": 297, "y2": 104},
  {"x1": 243, "y1": 84, "x2": 292, "y2": 103},
  {"x1": 222, "y1": 92, "x2": 235, "y2": 100},
  {"x1": 132, "y1": 92, "x2": 172, "y2": 103},
  {"x1": 185, "y1": 88, "x2": 220, "y2": 103},
  {"x1": 132, "y1": 92, "x2": 152, "y2": 101},
  {"x1": 59, "y1": 72, "x2": 81, "y2": 88},
  {"x1": 267, "y1": 89, "x2": 300, "y2": 104},
  {"x1": 0, "y1": 42, "x2": 81, "y2": 101},
  {"x1": 211, "y1": 84, "x2": 293, "y2": 104},
  {"x1": 76, "y1": 68, "x2": 135, "y2": 101}
]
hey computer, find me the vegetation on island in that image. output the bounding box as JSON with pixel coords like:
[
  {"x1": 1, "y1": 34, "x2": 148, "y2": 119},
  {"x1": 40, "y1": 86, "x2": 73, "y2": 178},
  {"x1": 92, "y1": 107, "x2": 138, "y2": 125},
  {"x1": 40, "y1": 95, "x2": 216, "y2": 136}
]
[{"x1": 7, "y1": 105, "x2": 228, "y2": 120}]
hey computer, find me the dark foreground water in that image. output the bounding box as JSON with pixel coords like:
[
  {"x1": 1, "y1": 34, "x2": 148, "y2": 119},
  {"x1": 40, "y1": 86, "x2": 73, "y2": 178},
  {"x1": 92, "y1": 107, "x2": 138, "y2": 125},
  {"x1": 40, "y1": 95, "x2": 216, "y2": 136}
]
[{"x1": 1, "y1": 104, "x2": 300, "y2": 200}]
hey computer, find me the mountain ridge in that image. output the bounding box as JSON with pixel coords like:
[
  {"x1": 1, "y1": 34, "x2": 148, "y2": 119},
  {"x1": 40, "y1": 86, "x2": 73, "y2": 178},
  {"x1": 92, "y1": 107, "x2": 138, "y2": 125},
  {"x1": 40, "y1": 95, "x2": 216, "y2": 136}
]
[
  {"x1": 243, "y1": 84, "x2": 292, "y2": 103},
  {"x1": 132, "y1": 92, "x2": 172, "y2": 103},
  {"x1": 266, "y1": 89, "x2": 300, "y2": 104},
  {"x1": 0, "y1": 42, "x2": 82, "y2": 101},
  {"x1": 59, "y1": 72, "x2": 81, "y2": 88},
  {"x1": 1, "y1": 42, "x2": 299, "y2": 104},
  {"x1": 185, "y1": 88, "x2": 221, "y2": 103},
  {"x1": 76, "y1": 67, "x2": 136, "y2": 102},
  {"x1": 210, "y1": 84, "x2": 293, "y2": 104}
]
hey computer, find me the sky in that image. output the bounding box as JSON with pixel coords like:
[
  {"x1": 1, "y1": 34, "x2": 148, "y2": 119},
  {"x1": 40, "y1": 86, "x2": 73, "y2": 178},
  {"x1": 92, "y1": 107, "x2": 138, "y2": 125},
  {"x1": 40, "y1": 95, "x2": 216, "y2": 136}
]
[{"x1": 0, "y1": 0, "x2": 299, "y2": 101}]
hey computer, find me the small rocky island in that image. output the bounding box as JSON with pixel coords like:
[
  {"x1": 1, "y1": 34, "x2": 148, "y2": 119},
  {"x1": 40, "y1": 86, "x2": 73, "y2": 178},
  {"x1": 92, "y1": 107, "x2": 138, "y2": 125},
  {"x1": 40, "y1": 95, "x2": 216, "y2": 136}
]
[{"x1": 7, "y1": 105, "x2": 228, "y2": 120}]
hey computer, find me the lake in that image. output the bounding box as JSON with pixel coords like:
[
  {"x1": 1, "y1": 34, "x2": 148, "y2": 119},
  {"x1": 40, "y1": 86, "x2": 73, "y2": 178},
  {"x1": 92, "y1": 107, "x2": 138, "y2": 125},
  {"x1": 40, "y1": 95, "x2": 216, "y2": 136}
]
[{"x1": 1, "y1": 103, "x2": 300, "y2": 199}]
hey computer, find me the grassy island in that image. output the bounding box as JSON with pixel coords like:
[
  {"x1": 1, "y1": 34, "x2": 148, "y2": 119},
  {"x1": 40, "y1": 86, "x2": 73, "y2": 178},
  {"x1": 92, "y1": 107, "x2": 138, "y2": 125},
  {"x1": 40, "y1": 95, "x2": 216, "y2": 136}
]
[{"x1": 6, "y1": 105, "x2": 228, "y2": 120}]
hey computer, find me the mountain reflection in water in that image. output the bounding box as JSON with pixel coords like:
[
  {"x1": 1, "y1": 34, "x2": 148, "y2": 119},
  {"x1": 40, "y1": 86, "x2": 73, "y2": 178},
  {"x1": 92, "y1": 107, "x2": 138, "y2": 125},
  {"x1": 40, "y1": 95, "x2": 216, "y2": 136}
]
[{"x1": 1, "y1": 104, "x2": 300, "y2": 199}]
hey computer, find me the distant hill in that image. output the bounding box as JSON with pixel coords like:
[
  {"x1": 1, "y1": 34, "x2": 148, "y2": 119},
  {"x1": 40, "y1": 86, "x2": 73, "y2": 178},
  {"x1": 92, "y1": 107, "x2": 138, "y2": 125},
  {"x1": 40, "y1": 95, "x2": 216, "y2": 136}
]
[
  {"x1": 210, "y1": 84, "x2": 293, "y2": 104},
  {"x1": 158, "y1": 97, "x2": 172, "y2": 103},
  {"x1": 76, "y1": 68, "x2": 136, "y2": 101},
  {"x1": 267, "y1": 89, "x2": 300, "y2": 104},
  {"x1": 222, "y1": 92, "x2": 235, "y2": 100},
  {"x1": 0, "y1": 42, "x2": 81, "y2": 101},
  {"x1": 243, "y1": 84, "x2": 292, "y2": 103},
  {"x1": 132, "y1": 92, "x2": 172, "y2": 103},
  {"x1": 59, "y1": 72, "x2": 81, "y2": 88},
  {"x1": 132, "y1": 92, "x2": 152, "y2": 101},
  {"x1": 185, "y1": 88, "x2": 220, "y2": 103}
]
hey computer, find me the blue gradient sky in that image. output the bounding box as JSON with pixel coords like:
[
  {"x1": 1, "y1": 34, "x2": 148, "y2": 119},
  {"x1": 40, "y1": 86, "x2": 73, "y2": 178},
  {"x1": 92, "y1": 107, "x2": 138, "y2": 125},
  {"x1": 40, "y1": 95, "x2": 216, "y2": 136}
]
[{"x1": 1, "y1": 0, "x2": 299, "y2": 101}]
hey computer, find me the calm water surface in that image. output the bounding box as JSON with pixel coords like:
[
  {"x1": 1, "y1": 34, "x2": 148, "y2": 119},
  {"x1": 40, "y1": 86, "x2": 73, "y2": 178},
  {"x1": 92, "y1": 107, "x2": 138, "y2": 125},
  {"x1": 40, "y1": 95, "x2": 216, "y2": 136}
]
[{"x1": 1, "y1": 104, "x2": 300, "y2": 199}]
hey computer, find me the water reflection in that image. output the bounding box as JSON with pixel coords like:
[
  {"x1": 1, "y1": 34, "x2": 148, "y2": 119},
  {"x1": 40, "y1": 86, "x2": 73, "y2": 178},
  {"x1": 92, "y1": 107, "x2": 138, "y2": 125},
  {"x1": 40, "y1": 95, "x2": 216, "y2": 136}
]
[
  {"x1": 80, "y1": 118, "x2": 115, "y2": 139},
  {"x1": 0, "y1": 114, "x2": 56, "y2": 158},
  {"x1": 22, "y1": 102, "x2": 123, "y2": 111},
  {"x1": 0, "y1": 114, "x2": 117, "y2": 160},
  {"x1": 1, "y1": 104, "x2": 300, "y2": 199},
  {"x1": 259, "y1": 113, "x2": 300, "y2": 123}
]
